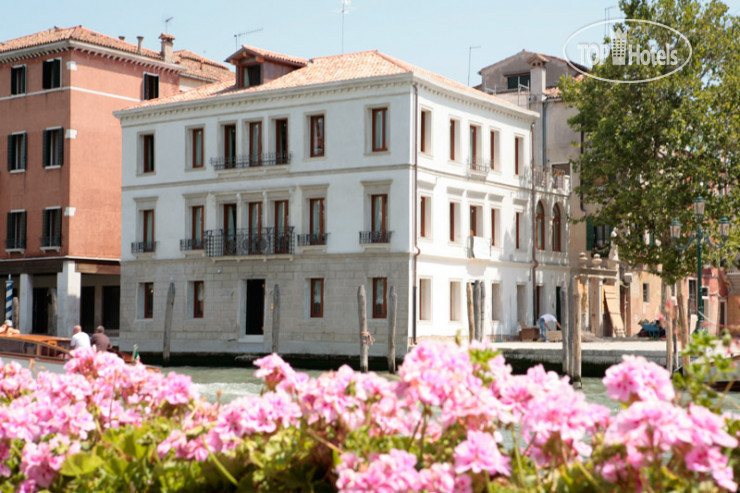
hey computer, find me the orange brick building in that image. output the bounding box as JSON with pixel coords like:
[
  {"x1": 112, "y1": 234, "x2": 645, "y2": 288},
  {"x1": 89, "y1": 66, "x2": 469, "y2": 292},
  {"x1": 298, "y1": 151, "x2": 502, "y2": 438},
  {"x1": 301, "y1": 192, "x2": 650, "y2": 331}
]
[{"x1": 0, "y1": 26, "x2": 231, "y2": 337}]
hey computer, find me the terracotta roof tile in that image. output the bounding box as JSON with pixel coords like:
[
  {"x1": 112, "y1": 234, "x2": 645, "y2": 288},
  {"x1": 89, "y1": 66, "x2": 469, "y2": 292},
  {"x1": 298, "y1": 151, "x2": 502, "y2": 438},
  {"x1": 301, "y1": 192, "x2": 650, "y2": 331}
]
[
  {"x1": 226, "y1": 45, "x2": 308, "y2": 66},
  {"x1": 173, "y1": 50, "x2": 234, "y2": 83}
]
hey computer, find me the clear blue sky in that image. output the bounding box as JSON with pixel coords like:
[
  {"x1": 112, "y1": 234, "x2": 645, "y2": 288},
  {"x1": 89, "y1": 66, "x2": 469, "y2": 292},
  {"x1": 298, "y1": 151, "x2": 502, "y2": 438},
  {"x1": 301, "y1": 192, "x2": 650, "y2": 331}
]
[{"x1": 4, "y1": 0, "x2": 740, "y2": 85}]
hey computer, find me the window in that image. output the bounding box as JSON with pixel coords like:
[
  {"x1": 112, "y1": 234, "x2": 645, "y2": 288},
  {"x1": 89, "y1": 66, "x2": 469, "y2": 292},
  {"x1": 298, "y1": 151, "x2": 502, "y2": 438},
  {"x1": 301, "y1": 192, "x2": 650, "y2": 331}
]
[
  {"x1": 642, "y1": 283, "x2": 649, "y2": 303},
  {"x1": 535, "y1": 201, "x2": 545, "y2": 250},
  {"x1": 490, "y1": 130, "x2": 498, "y2": 170},
  {"x1": 193, "y1": 281, "x2": 204, "y2": 318},
  {"x1": 191, "y1": 205, "x2": 204, "y2": 249},
  {"x1": 420, "y1": 196, "x2": 430, "y2": 238},
  {"x1": 249, "y1": 121, "x2": 262, "y2": 165},
  {"x1": 142, "y1": 209, "x2": 155, "y2": 251},
  {"x1": 688, "y1": 279, "x2": 697, "y2": 315},
  {"x1": 42, "y1": 59, "x2": 61, "y2": 89},
  {"x1": 419, "y1": 278, "x2": 431, "y2": 321},
  {"x1": 586, "y1": 221, "x2": 613, "y2": 251},
  {"x1": 191, "y1": 128, "x2": 204, "y2": 168},
  {"x1": 552, "y1": 204, "x2": 562, "y2": 252},
  {"x1": 449, "y1": 119, "x2": 457, "y2": 161},
  {"x1": 372, "y1": 277, "x2": 387, "y2": 318},
  {"x1": 6, "y1": 211, "x2": 26, "y2": 250},
  {"x1": 274, "y1": 200, "x2": 289, "y2": 254},
  {"x1": 514, "y1": 136, "x2": 522, "y2": 175},
  {"x1": 469, "y1": 206, "x2": 481, "y2": 237},
  {"x1": 371, "y1": 107, "x2": 387, "y2": 152},
  {"x1": 7, "y1": 133, "x2": 26, "y2": 171},
  {"x1": 507, "y1": 73, "x2": 530, "y2": 90},
  {"x1": 241, "y1": 65, "x2": 261, "y2": 88},
  {"x1": 142, "y1": 282, "x2": 154, "y2": 319},
  {"x1": 141, "y1": 134, "x2": 154, "y2": 173},
  {"x1": 275, "y1": 119, "x2": 288, "y2": 164},
  {"x1": 450, "y1": 281, "x2": 461, "y2": 321},
  {"x1": 469, "y1": 125, "x2": 480, "y2": 166},
  {"x1": 224, "y1": 124, "x2": 237, "y2": 167},
  {"x1": 309, "y1": 198, "x2": 325, "y2": 244},
  {"x1": 491, "y1": 283, "x2": 502, "y2": 322},
  {"x1": 248, "y1": 202, "x2": 262, "y2": 254},
  {"x1": 41, "y1": 208, "x2": 62, "y2": 248},
  {"x1": 371, "y1": 194, "x2": 387, "y2": 235},
  {"x1": 310, "y1": 115, "x2": 325, "y2": 157},
  {"x1": 143, "y1": 74, "x2": 159, "y2": 100},
  {"x1": 224, "y1": 203, "x2": 238, "y2": 255},
  {"x1": 420, "y1": 109, "x2": 431, "y2": 153},
  {"x1": 449, "y1": 202, "x2": 460, "y2": 242},
  {"x1": 491, "y1": 209, "x2": 497, "y2": 246},
  {"x1": 11, "y1": 66, "x2": 26, "y2": 95},
  {"x1": 515, "y1": 212, "x2": 521, "y2": 249},
  {"x1": 43, "y1": 128, "x2": 64, "y2": 167},
  {"x1": 310, "y1": 279, "x2": 323, "y2": 318},
  {"x1": 535, "y1": 285, "x2": 542, "y2": 319}
]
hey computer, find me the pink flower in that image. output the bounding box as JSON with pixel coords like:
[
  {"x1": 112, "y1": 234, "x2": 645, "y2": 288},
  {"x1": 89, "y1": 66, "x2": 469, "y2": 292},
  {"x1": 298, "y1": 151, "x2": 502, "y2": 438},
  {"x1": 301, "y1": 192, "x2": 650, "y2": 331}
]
[
  {"x1": 254, "y1": 353, "x2": 308, "y2": 393},
  {"x1": 419, "y1": 463, "x2": 472, "y2": 493},
  {"x1": 603, "y1": 356, "x2": 675, "y2": 404},
  {"x1": 154, "y1": 372, "x2": 197, "y2": 406},
  {"x1": 453, "y1": 430, "x2": 510, "y2": 477},
  {"x1": 20, "y1": 441, "x2": 65, "y2": 488},
  {"x1": 336, "y1": 450, "x2": 422, "y2": 493}
]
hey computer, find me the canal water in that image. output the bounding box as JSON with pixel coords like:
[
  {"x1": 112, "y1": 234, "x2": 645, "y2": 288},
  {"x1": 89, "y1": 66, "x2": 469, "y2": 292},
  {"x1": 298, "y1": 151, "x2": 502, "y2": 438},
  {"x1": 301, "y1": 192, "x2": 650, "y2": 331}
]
[{"x1": 169, "y1": 365, "x2": 740, "y2": 412}]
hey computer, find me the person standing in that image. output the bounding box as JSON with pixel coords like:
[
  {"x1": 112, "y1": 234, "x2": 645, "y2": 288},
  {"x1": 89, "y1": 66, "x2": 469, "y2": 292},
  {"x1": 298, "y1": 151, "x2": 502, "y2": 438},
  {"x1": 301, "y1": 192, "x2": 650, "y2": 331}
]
[
  {"x1": 90, "y1": 325, "x2": 112, "y2": 352},
  {"x1": 537, "y1": 313, "x2": 561, "y2": 342},
  {"x1": 70, "y1": 325, "x2": 91, "y2": 350}
]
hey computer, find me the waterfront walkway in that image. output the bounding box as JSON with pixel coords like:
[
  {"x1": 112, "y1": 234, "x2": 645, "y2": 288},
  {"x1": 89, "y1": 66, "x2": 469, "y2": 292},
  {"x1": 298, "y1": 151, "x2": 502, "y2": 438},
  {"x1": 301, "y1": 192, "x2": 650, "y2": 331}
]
[{"x1": 491, "y1": 339, "x2": 671, "y2": 374}]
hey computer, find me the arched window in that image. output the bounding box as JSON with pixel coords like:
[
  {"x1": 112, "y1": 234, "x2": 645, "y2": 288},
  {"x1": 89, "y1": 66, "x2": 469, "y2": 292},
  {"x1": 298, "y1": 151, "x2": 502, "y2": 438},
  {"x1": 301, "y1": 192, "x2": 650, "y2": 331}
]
[
  {"x1": 552, "y1": 204, "x2": 562, "y2": 252},
  {"x1": 535, "y1": 201, "x2": 545, "y2": 250}
]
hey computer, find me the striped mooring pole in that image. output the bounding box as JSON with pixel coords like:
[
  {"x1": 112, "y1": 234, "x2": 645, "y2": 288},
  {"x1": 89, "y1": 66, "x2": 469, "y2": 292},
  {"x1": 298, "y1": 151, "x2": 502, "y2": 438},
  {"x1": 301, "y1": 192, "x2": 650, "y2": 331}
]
[{"x1": 5, "y1": 275, "x2": 12, "y2": 324}]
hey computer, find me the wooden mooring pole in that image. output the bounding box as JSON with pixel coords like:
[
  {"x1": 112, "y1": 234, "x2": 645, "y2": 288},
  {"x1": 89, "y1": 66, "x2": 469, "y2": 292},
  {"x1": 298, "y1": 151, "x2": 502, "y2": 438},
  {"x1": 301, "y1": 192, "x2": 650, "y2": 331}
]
[
  {"x1": 358, "y1": 285, "x2": 368, "y2": 373},
  {"x1": 466, "y1": 282, "x2": 475, "y2": 343},
  {"x1": 478, "y1": 282, "x2": 486, "y2": 340},
  {"x1": 271, "y1": 284, "x2": 280, "y2": 354},
  {"x1": 387, "y1": 286, "x2": 397, "y2": 374},
  {"x1": 472, "y1": 281, "x2": 481, "y2": 342},
  {"x1": 564, "y1": 277, "x2": 574, "y2": 374},
  {"x1": 163, "y1": 280, "x2": 175, "y2": 365}
]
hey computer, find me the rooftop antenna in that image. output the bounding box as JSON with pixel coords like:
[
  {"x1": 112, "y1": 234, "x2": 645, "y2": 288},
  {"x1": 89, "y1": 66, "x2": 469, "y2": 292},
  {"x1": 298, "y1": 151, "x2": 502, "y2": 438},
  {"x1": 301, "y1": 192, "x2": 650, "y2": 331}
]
[
  {"x1": 467, "y1": 45, "x2": 481, "y2": 87},
  {"x1": 340, "y1": 0, "x2": 352, "y2": 54},
  {"x1": 604, "y1": 5, "x2": 619, "y2": 37},
  {"x1": 164, "y1": 16, "x2": 174, "y2": 33},
  {"x1": 234, "y1": 28, "x2": 264, "y2": 50}
]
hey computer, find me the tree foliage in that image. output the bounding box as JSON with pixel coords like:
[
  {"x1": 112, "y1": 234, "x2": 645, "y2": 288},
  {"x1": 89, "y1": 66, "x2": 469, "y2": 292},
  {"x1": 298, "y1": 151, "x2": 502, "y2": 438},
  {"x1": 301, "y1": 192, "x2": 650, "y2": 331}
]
[{"x1": 560, "y1": 0, "x2": 740, "y2": 283}]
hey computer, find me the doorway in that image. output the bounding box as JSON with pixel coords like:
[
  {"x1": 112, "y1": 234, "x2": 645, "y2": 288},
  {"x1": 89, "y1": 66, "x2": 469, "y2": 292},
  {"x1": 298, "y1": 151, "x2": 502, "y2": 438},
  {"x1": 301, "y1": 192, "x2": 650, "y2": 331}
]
[
  {"x1": 246, "y1": 279, "x2": 265, "y2": 335},
  {"x1": 103, "y1": 286, "x2": 120, "y2": 330},
  {"x1": 555, "y1": 286, "x2": 562, "y2": 326},
  {"x1": 32, "y1": 288, "x2": 50, "y2": 334},
  {"x1": 80, "y1": 286, "x2": 95, "y2": 333}
]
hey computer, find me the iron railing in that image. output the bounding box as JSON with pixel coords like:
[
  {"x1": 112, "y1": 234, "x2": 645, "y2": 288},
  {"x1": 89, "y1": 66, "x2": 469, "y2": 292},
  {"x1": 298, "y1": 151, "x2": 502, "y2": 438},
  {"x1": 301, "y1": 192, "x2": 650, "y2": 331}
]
[
  {"x1": 180, "y1": 238, "x2": 204, "y2": 251},
  {"x1": 468, "y1": 156, "x2": 488, "y2": 173},
  {"x1": 131, "y1": 241, "x2": 157, "y2": 253},
  {"x1": 359, "y1": 230, "x2": 393, "y2": 244},
  {"x1": 297, "y1": 233, "x2": 329, "y2": 246},
  {"x1": 40, "y1": 235, "x2": 61, "y2": 248},
  {"x1": 205, "y1": 227, "x2": 295, "y2": 257},
  {"x1": 5, "y1": 238, "x2": 25, "y2": 250},
  {"x1": 210, "y1": 151, "x2": 291, "y2": 170}
]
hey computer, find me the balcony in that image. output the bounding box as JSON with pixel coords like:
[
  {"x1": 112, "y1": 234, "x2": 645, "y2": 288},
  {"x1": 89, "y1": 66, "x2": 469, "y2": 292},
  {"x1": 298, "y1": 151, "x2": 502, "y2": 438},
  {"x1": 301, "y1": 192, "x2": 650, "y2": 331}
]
[
  {"x1": 468, "y1": 156, "x2": 489, "y2": 176},
  {"x1": 210, "y1": 151, "x2": 291, "y2": 170},
  {"x1": 131, "y1": 241, "x2": 157, "y2": 254},
  {"x1": 297, "y1": 233, "x2": 328, "y2": 246},
  {"x1": 204, "y1": 227, "x2": 295, "y2": 257},
  {"x1": 40, "y1": 236, "x2": 61, "y2": 248},
  {"x1": 180, "y1": 238, "x2": 204, "y2": 251},
  {"x1": 359, "y1": 230, "x2": 393, "y2": 244},
  {"x1": 533, "y1": 167, "x2": 570, "y2": 193},
  {"x1": 5, "y1": 238, "x2": 25, "y2": 250}
]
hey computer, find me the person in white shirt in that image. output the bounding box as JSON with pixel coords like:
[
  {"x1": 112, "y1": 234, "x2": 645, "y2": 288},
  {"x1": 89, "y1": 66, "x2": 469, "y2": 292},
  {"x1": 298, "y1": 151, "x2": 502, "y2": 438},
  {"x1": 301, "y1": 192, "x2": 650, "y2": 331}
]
[
  {"x1": 537, "y1": 313, "x2": 561, "y2": 343},
  {"x1": 70, "y1": 324, "x2": 91, "y2": 350}
]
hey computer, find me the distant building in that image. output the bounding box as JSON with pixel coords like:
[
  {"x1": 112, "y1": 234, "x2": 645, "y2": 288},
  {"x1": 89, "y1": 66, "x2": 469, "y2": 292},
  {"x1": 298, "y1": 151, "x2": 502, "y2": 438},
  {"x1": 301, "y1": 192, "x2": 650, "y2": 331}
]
[
  {"x1": 478, "y1": 50, "x2": 669, "y2": 337},
  {"x1": 0, "y1": 26, "x2": 232, "y2": 337},
  {"x1": 115, "y1": 46, "x2": 569, "y2": 357}
]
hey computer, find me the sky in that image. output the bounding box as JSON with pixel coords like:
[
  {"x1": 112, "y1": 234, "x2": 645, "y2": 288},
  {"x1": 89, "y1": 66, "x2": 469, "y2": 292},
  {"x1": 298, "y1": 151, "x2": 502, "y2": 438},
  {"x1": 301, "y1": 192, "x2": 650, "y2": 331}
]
[{"x1": 3, "y1": 0, "x2": 740, "y2": 86}]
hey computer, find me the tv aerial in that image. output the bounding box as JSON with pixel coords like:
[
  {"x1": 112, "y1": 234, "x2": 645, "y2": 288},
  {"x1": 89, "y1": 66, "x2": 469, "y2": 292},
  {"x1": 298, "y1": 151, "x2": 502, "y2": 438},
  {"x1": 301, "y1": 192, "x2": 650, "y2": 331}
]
[{"x1": 234, "y1": 28, "x2": 264, "y2": 50}]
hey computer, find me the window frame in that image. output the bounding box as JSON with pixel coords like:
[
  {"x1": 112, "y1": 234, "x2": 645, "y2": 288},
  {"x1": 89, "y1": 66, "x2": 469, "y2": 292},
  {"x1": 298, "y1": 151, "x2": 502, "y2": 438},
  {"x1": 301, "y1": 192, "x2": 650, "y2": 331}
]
[
  {"x1": 420, "y1": 109, "x2": 431, "y2": 154},
  {"x1": 420, "y1": 196, "x2": 428, "y2": 238},
  {"x1": 7, "y1": 132, "x2": 27, "y2": 171},
  {"x1": 491, "y1": 208, "x2": 497, "y2": 247},
  {"x1": 489, "y1": 130, "x2": 498, "y2": 170},
  {"x1": 141, "y1": 134, "x2": 155, "y2": 173},
  {"x1": 310, "y1": 278, "x2": 324, "y2": 318},
  {"x1": 372, "y1": 277, "x2": 387, "y2": 319},
  {"x1": 143, "y1": 73, "x2": 159, "y2": 100},
  {"x1": 43, "y1": 127, "x2": 64, "y2": 168},
  {"x1": 223, "y1": 124, "x2": 237, "y2": 165},
  {"x1": 371, "y1": 194, "x2": 387, "y2": 234},
  {"x1": 249, "y1": 121, "x2": 262, "y2": 165},
  {"x1": 274, "y1": 118, "x2": 288, "y2": 164},
  {"x1": 515, "y1": 212, "x2": 521, "y2": 249},
  {"x1": 309, "y1": 114, "x2": 325, "y2": 157},
  {"x1": 193, "y1": 281, "x2": 204, "y2": 318},
  {"x1": 535, "y1": 201, "x2": 545, "y2": 250},
  {"x1": 552, "y1": 204, "x2": 562, "y2": 252},
  {"x1": 371, "y1": 107, "x2": 388, "y2": 152},
  {"x1": 309, "y1": 198, "x2": 325, "y2": 237},
  {"x1": 41, "y1": 207, "x2": 62, "y2": 248},
  {"x1": 42, "y1": 58, "x2": 61, "y2": 90},
  {"x1": 449, "y1": 119, "x2": 457, "y2": 161},
  {"x1": 143, "y1": 282, "x2": 154, "y2": 319},
  {"x1": 514, "y1": 136, "x2": 521, "y2": 175},
  {"x1": 469, "y1": 125, "x2": 479, "y2": 166},
  {"x1": 142, "y1": 209, "x2": 155, "y2": 251},
  {"x1": 191, "y1": 128, "x2": 204, "y2": 169},
  {"x1": 191, "y1": 205, "x2": 204, "y2": 249},
  {"x1": 6, "y1": 210, "x2": 27, "y2": 250},
  {"x1": 10, "y1": 65, "x2": 26, "y2": 95}
]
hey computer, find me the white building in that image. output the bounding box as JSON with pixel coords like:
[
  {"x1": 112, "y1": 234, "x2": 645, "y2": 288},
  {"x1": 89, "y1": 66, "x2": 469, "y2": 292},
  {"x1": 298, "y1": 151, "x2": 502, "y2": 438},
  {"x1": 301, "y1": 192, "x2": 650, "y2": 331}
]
[{"x1": 115, "y1": 46, "x2": 570, "y2": 358}]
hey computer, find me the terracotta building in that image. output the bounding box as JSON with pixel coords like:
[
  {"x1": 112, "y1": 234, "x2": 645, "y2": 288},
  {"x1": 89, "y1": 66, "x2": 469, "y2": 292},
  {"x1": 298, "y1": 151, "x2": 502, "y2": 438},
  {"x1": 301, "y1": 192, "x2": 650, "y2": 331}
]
[{"x1": 0, "y1": 26, "x2": 232, "y2": 337}]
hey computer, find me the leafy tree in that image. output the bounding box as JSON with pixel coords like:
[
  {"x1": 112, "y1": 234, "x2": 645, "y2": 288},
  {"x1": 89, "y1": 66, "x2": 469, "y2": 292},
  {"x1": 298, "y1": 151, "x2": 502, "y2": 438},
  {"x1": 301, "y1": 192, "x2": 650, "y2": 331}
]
[{"x1": 560, "y1": 0, "x2": 740, "y2": 284}]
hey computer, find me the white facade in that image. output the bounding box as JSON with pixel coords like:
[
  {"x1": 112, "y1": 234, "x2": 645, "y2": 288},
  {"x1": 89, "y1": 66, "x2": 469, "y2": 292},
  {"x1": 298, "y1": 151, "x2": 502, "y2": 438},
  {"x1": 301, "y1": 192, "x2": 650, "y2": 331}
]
[{"x1": 116, "y1": 49, "x2": 569, "y2": 357}]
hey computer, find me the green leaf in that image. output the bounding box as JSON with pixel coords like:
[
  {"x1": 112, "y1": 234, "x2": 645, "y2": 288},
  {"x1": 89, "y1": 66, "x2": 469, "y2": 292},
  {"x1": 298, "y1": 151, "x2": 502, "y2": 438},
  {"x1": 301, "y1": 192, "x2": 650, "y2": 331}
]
[{"x1": 59, "y1": 452, "x2": 105, "y2": 477}]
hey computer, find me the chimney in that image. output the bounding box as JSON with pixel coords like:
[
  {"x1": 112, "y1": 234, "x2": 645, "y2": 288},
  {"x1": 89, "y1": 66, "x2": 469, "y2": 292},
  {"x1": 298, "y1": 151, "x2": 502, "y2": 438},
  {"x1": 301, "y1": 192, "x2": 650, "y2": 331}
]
[
  {"x1": 118, "y1": 35, "x2": 125, "y2": 41},
  {"x1": 159, "y1": 33, "x2": 175, "y2": 62},
  {"x1": 527, "y1": 53, "x2": 548, "y2": 101},
  {"x1": 136, "y1": 36, "x2": 144, "y2": 54}
]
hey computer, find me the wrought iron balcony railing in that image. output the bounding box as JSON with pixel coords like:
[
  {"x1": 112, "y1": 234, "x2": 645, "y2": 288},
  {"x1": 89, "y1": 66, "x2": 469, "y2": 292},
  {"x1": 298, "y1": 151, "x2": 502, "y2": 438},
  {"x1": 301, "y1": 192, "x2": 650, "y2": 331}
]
[
  {"x1": 210, "y1": 151, "x2": 291, "y2": 170},
  {"x1": 131, "y1": 241, "x2": 157, "y2": 254},
  {"x1": 5, "y1": 238, "x2": 25, "y2": 250},
  {"x1": 297, "y1": 233, "x2": 329, "y2": 246},
  {"x1": 204, "y1": 227, "x2": 295, "y2": 257},
  {"x1": 180, "y1": 238, "x2": 204, "y2": 251},
  {"x1": 468, "y1": 156, "x2": 488, "y2": 173},
  {"x1": 40, "y1": 235, "x2": 61, "y2": 248},
  {"x1": 359, "y1": 230, "x2": 393, "y2": 244}
]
